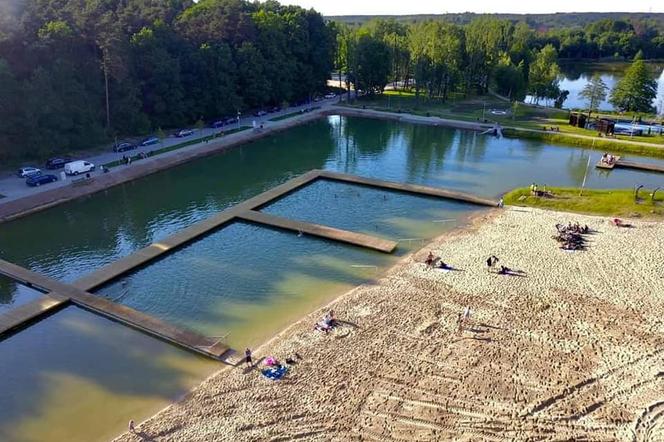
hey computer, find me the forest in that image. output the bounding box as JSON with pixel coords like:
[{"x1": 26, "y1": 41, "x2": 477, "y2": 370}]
[
  {"x1": 0, "y1": 0, "x2": 335, "y2": 161},
  {"x1": 1, "y1": 2, "x2": 663, "y2": 162}
]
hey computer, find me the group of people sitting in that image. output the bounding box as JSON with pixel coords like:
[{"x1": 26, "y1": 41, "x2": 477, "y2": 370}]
[
  {"x1": 425, "y1": 251, "x2": 452, "y2": 270},
  {"x1": 314, "y1": 310, "x2": 337, "y2": 333},
  {"x1": 600, "y1": 153, "x2": 617, "y2": 165},
  {"x1": 554, "y1": 222, "x2": 590, "y2": 251}
]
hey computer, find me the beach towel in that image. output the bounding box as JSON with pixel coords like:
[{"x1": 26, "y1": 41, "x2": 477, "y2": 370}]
[{"x1": 262, "y1": 365, "x2": 288, "y2": 380}]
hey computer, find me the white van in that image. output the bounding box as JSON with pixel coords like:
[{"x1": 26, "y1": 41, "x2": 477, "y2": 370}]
[{"x1": 64, "y1": 160, "x2": 95, "y2": 176}]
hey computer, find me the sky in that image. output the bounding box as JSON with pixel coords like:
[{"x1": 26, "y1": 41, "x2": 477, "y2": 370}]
[{"x1": 279, "y1": 0, "x2": 663, "y2": 16}]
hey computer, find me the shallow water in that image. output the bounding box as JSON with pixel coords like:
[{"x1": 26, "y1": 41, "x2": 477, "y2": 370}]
[
  {"x1": 0, "y1": 307, "x2": 216, "y2": 442},
  {"x1": 1, "y1": 115, "x2": 664, "y2": 441}
]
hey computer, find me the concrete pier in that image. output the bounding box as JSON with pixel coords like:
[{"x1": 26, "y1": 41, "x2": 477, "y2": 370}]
[
  {"x1": 596, "y1": 157, "x2": 664, "y2": 174},
  {"x1": 614, "y1": 159, "x2": 664, "y2": 173},
  {"x1": 238, "y1": 210, "x2": 397, "y2": 253},
  {"x1": 0, "y1": 259, "x2": 229, "y2": 359},
  {"x1": 73, "y1": 170, "x2": 322, "y2": 292},
  {"x1": 318, "y1": 170, "x2": 499, "y2": 207},
  {"x1": 1, "y1": 170, "x2": 496, "y2": 359},
  {"x1": 0, "y1": 295, "x2": 69, "y2": 337}
]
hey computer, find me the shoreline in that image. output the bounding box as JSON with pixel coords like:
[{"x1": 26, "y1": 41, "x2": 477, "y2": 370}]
[
  {"x1": 112, "y1": 207, "x2": 499, "y2": 440},
  {"x1": 3, "y1": 106, "x2": 664, "y2": 223},
  {"x1": 115, "y1": 207, "x2": 664, "y2": 441}
]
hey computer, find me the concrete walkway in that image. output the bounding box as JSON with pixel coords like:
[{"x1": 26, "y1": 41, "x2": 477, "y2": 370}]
[{"x1": 0, "y1": 259, "x2": 230, "y2": 359}]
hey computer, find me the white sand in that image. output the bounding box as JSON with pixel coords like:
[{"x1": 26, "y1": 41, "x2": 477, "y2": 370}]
[{"x1": 116, "y1": 208, "x2": 664, "y2": 441}]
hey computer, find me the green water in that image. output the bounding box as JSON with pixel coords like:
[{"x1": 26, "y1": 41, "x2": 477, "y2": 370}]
[{"x1": 1, "y1": 115, "x2": 663, "y2": 441}]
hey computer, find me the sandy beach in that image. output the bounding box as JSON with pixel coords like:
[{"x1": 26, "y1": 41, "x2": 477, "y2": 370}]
[{"x1": 116, "y1": 207, "x2": 664, "y2": 441}]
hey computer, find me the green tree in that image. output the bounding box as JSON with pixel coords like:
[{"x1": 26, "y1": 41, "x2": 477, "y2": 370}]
[
  {"x1": 609, "y1": 54, "x2": 657, "y2": 113},
  {"x1": 353, "y1": 31, "x2": 391, "y2": 94},
  {"x1": 578, "y1": 73, "x2": 608, "y2": 118},
  {"x1": 528, "y1": 44, "x2": 562, "y2": 105}
]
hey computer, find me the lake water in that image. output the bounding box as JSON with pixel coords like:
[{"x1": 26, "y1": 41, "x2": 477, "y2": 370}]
[
  {"x1": 527, "y1": 62, "x2": 664, "y2": 114},
  {"x1": 1, "y1": 115, "x2": 664, "y2": 441}
]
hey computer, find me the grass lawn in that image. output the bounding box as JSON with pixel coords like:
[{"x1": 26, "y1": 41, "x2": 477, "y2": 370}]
[
  {"x1": 504, "y1": 187, "x2": 664, "y2": 218},
  {"x1": 103, "y1": 126, "x2": 251, "y2": 168}
]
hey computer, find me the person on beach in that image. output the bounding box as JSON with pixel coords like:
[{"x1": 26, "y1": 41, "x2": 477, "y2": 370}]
[
  {"x1": 244, "y1": 348, "x2": 253, "y2": 368},
  {"x1": 437, "y1": 261, "x2": 450, "y2": 270},
  {"x1": 456, "y1": 312, "x2": 464, "y2": 333},
  {"x1": 498, "y1": 197, "x2": 504, "y2": 208},
  {"x1": 486, "y1": 255, "x2": 499, "y2": 271},
  {"x1": 324, "y1": 310, "x2": 336, "y2": 327},
  {"x1": 463, "y1": 306, "x2": 471, "y2": 323},
  {"x1": 128, "y1": 420, "x2": 136, "y2": 433},
  {"x1": 425, "y1": 251, "x2": 435, "y2": 267}
]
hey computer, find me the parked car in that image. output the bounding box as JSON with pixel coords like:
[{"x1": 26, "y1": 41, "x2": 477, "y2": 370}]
[
  {"x1": 175, "y1": 129, "x2": 194, "y2": 137},
  {"x1": 26, "y1": 173, "x2": 57, "y2": 187},
  {"x1": 224, "y1": 117, "x2": 237, "y2": 125},
  {"x1": 17, "y1": 167, "x2": 41, "y2": 178},
  {"x1": 253, "y1": 110, "x2": 268, "y2": 117},
  {"x1": 268, "y1": 106, "x2": 282, "y2": 113},
  {"x1": 140, "y1": 136, "x2": 160, "y2": 146},
  {"x1": 324, "y1": 93, "x2": 336, "y2": 99},
  {"x1": 64, "y1": 160, "x2": 95, "y2": 176},
  {"x1": 45, "y1": 157, "x2": 72, "y2": 170},
  {"x1": 211, "y1": 120, "x2": 225, "y2": 128},
  {"x1": 113, "y1": 142, "x2": 137, "y2": 152}
]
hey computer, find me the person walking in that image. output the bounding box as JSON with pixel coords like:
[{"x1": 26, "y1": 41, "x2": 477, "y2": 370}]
[{"x1": 244, "y1": 348, "x2": 253, "y2": 368}]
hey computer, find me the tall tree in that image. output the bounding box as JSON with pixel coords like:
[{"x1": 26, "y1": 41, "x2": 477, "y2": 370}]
[
  {"x1": 527, "y1": 44, "x2": 562, "y2": 105},
  {"x1": 578, "y1": 73, "x2": 608, "y2": 118},
  {"x1": 609, "y1": 53, "x2": 657, "y2": 113}
]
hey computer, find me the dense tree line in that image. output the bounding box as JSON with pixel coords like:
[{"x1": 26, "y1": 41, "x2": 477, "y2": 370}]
[
  {"x1": 544, "y1": 19, "x2": 664, "y2": 59},
  {"x1": 0, "y1": 0, "x2": 335, "y2": 162},
  {"x1": 336, "y1": 18, "x2": 566, "y2": 106},
  {"x1": 331, "y1": 12, "x2": 664, "y2": 32}
]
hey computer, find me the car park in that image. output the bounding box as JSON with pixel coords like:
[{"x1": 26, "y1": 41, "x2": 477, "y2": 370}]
[
  {"x1": 175, "y1": 129, "x2": 194, "y2": 137},
  {"x1": 17, "y1": 167, "x2": 41, "y2": 178},
  {"x1": 45, "y1": 157, "x2": 72, "y2": 170},
  {"x1": 140, "y1": 136, "x2": 160, "y2": 146},
  {"x1": 113, "y1": 142, "x2": 137, "y2": 152},
  {"x1": 26, "y1": 173, "x2": 57, "y2": 187},
  {"x1": 64, "y1": 160, "x2": 95, "y2": 176}
]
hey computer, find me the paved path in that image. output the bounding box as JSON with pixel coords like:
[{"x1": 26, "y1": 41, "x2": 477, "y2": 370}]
[{"x1": 0, "y1": 97, "x2": 342, "y2": 203}]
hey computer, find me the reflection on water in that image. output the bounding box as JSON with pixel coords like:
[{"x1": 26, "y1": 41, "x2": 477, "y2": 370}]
[
  {"x1": 527, "y1": 62, "x2": 664, "y2": 112},
  {"x1": 0, "y1": 275, "x2": 45, "y2": 313},
  {"x1": 0, "y1": 307, "x2": 217, "y2": 442},
  {"x1": 2, "y1": 115, "x2": 664, "y2": 441}
]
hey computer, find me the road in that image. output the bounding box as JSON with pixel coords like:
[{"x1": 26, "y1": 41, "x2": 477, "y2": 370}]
[{"x1": 0, "y1": 97, "x2": 343, "y2": 203}]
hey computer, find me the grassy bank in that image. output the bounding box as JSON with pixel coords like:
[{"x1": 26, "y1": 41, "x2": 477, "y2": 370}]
[
  {"x1": 502, "y1": 128, "x2": 664, "y2": 159},
  {"x1": 347, "y1": 90, "x2": 664, "y2": 152},
  {"x1": 504, "y1": 187, "x2": 664, "y2": 218}
]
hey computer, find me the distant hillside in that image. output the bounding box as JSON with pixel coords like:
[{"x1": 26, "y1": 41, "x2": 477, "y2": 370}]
[{"x1": 327, "y1": 12, "x2": 664, "y2": 30}]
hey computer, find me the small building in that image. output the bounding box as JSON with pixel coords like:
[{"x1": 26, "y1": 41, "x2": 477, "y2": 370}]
[
  {"x1": 569, "y1": 113, "x2": 587, "y2": 128},
  {"x1": 596, "y1": 118, "x2": 615, "y2": 135}
]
